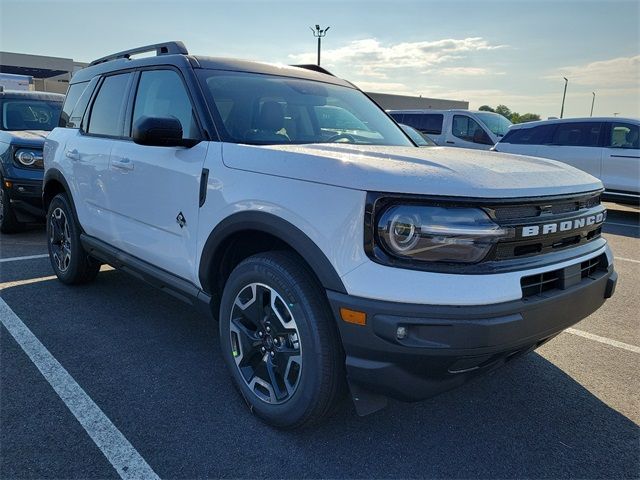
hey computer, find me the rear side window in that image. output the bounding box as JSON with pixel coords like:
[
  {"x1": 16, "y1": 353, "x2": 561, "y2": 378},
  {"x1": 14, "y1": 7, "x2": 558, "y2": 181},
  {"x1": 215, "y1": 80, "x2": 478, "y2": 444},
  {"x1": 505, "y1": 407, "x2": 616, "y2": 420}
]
[
  {"x1": 132, "y1": 69, "x2": 199, "y2": 139},
  {"x1": 389, "y1": 112, "x2": 404, "y2": 123},
  {"x1": 550, "y1": 122, "x2": 602, "y2": 147},
  {"x1": 402, "y1": 113, "x2": 443, "y2": 134},
  {"x1": 608, "y1": 122, "x2": 639, "y2": 149},
  {"x1": 60, "y1": 82, "x2": 87, "y2": 128},
  {"x1": 501, "y1": 124, "x2": 554, "y2": 145},
  {"x1": 87, "y1": 73, "x2": 132, "y2": 137},
  {"x1": 60, "y1": 78, "x2": 97, "y2": 128}
]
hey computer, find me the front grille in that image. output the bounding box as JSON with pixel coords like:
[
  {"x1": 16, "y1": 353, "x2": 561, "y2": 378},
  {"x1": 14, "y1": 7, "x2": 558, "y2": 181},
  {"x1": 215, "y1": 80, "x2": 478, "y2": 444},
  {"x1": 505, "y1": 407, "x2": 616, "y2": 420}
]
[
  {"x1": 486, "y1": 192, "x2": 604, "y2": 262},
  {"x1": 520, "y1": 254, "x2": 607, "y2": 298}
]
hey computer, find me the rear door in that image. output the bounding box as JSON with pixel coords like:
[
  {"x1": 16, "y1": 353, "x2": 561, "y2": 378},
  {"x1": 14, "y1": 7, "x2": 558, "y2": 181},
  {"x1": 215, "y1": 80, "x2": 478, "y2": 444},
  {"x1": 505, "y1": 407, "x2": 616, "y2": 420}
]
[
  {"x1": 64, "y1": 72, "x2": 133, "y2": 240},
  {"x1": 535, "y1": 121, "x2": 603, "y2": 177},
  {"x1": 601, "y1": 121, "x2": 640, "y2": 194},
  {"x1": 107, "y1": 67, "x2": 208, "y2": 282}
]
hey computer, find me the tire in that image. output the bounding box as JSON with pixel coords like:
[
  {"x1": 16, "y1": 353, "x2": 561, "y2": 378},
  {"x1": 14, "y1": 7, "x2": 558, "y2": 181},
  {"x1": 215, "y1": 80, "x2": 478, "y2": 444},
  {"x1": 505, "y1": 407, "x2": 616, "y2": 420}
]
[
  {"x1": 219, "y1": 251, "x2": 345, "y2": 428},
  {"x1": 46, "y1": 193, "x2": 100, "y2": 284},
  {"x1": 0, "y1": 183, "x2": 23, "y2": 234}
]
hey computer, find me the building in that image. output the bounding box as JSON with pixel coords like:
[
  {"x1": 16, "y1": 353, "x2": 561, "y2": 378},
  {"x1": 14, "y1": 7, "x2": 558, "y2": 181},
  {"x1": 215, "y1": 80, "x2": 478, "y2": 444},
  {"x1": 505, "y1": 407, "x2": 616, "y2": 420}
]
[
  {"x1": 0, "y1": 51, "x2": 87, "y2": 94},
  {"x1": 1, "y1": 51, "x2": 470, "y2": 111},
  {"x1": 366, "y1": 92, "x2": 468, "y2": 111}
]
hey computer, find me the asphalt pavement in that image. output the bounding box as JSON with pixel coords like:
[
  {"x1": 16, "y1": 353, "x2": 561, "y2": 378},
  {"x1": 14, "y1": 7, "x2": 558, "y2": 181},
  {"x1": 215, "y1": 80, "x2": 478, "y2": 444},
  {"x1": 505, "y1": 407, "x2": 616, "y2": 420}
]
[{"x1": 1, "y1": 203, "x2": 638, "y2": 479}]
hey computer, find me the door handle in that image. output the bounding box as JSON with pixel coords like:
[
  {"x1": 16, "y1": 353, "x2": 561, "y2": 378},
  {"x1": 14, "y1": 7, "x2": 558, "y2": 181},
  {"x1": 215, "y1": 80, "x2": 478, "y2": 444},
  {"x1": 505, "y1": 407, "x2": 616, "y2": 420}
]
[
  {"x1": 446, "y1": 141, "x2": 455, "y2": 144},
  {"x1": 112, "y1": 157, "x2": 134, "y2": 171},
  {"x1": 65, "y1": 149, "x2": 80, "y2": 160}
]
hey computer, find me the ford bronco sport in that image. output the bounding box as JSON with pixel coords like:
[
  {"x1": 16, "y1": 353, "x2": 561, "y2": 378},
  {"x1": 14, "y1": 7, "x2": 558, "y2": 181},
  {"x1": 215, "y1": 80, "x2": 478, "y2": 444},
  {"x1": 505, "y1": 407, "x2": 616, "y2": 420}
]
[
  {"x1": 0, "y1": 89, "x2": 63, "y2": 232},
  {"x1": 44, "y1": 42, "x2": 617, "y2": 428}
]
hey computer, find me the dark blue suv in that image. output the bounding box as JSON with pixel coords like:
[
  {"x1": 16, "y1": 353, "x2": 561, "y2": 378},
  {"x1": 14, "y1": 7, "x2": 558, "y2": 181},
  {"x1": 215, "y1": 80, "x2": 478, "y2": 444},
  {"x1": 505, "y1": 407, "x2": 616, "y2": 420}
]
[{"x1": 0, "y1": 89, "x2": 64, "y2": 232}]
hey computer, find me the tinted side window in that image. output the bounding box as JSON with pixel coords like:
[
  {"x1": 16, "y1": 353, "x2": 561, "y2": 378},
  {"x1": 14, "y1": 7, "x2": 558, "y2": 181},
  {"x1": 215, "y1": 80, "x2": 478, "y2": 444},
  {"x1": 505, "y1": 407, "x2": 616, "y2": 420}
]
[
  {"x1": 132, "y1": 69, "x2": 199, "y2": 139},
  {"x1": 501, "y1": 124, "x2": 553, "y2": 145},
  {"x1": 87, "y1": 73, "x2": 131, "y2": 137},
  {"x1": 551, "y1": 122, "x2": 602, "y2": 147},
  {"x1": 608, "y1": 122, "x2": 639, "y2": 149},
  {"x1": 59, "y1": 82, "x2": 87, "y2": 128},
  {"x1": 452, "y1": 115, "x2": 489, "y2": 143},
  {"x1": 389, "y1": 113, "x2": 404, "y2": 123},
  {"x1": 419, "y1": 114, "x2": 443, "y2": 135}
]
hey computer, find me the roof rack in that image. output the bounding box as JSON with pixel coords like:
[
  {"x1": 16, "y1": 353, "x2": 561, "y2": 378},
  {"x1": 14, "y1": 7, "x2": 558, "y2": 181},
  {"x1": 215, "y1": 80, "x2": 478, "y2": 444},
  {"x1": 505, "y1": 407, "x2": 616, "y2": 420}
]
[
  {"x1": 291, "y1": 64, "x2": 335, "y2": 76},
  {"x1": 89, "y1": 41, "x2": 188, "y2": 67}
]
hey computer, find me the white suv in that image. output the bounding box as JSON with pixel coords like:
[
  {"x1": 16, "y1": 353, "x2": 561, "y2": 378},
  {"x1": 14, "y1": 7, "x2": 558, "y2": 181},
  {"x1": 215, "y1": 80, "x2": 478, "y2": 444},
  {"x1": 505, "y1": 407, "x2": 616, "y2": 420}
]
[
  {"x1": 494, "y1": 117, "x2": 640, "y2": 204},
  {"x1": 44, "y1": 42, "x2": 617, "y2": 428}
]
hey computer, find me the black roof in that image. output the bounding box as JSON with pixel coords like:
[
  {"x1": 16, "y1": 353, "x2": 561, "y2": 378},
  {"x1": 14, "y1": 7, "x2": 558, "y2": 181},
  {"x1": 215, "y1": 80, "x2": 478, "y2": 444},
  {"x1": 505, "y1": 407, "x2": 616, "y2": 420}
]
[
  {"x1": 0, "y1": 90, "x2": 65, "y2": 101},
  {"x1": 71, "y1": 41, "x2": 354, "y2": 88}
]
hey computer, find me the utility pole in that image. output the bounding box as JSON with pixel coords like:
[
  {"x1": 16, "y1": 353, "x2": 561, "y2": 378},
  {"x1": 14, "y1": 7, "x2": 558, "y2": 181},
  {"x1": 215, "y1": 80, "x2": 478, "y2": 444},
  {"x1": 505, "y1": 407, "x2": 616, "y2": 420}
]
[
  {"x1": 310, "y1": 25, "x2": 330, "y2": 66},
  {"x1": 560, "y1": 77, "x2": 568, "y2": 118},
  {"x1": 590, "y1": 92, "x2": 596, "y2": 117}
]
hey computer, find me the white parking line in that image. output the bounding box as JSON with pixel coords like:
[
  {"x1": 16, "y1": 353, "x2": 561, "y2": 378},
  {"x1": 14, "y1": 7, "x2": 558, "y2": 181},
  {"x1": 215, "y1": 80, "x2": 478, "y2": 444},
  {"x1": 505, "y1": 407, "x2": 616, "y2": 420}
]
[
  {"x1": 566, "y1": 328, "x2": 640, "y2": 354},
  {"x1": 0, "y1": 254, "x2": 49, "y2": 263},
  {"x1": 0, "y1": 298, "x2": 159, "y2": 479},
  {"x1": 615, "y1": 256, "x2": 640, "y2": 264}
]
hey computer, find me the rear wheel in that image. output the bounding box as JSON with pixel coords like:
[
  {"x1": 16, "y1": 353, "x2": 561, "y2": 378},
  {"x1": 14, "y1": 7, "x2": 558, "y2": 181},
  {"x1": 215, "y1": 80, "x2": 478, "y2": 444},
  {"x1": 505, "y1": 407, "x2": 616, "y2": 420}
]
[
  {"x1": 0, "y1": 182, "x2": 23, "y2": 234},
  {"x1": 46, "y1": 193, "x2": 100, "y2": 284},
  {"x1": 219, "y1": 251, "x2": 345, "y2": 428}
]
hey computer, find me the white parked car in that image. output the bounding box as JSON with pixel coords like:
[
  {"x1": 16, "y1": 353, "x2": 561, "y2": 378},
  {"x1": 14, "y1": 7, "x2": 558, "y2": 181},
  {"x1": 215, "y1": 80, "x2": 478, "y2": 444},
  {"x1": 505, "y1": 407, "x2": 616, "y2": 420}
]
[
  {"x1": 388, "y1": 109, "x2": 512, "y2": 150},
  {"x1": 44, "y1": 42, "x2": 616, "y2": 428},
  {"x1": 494, "y1": 117, "x2": 640, "y2": 204}
]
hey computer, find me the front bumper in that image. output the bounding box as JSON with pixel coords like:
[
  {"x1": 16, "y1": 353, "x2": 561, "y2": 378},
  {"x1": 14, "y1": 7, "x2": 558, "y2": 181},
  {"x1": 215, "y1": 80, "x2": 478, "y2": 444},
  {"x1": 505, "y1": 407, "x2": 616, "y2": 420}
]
[
  {"x1": 328, "y1": 259, "x2": 617, "y2": 403},
  {"x1": 3, "y1": 177, "x2": 44, "y2": 220}
]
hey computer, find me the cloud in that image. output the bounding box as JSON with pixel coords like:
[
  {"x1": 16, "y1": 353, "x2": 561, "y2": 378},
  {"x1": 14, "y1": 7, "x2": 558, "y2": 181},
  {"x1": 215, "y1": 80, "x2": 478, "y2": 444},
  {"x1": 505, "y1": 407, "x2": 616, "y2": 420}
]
[
  {"x1": 437, "y1": 66, "x2": 505, "y2": 76},
  {"x1": 288, "y1": 37, "x2": 506, "y2": 77},
  {"x1": 551, "y1": 55, "x2": 640, "y2": 87}
]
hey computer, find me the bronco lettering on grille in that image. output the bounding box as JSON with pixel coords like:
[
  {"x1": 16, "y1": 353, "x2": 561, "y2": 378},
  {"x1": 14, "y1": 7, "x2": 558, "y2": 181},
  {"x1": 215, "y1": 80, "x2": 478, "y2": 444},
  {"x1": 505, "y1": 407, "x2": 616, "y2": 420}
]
[{"x1": 521, "y1": 212, "x2": 605, "y2": 237}]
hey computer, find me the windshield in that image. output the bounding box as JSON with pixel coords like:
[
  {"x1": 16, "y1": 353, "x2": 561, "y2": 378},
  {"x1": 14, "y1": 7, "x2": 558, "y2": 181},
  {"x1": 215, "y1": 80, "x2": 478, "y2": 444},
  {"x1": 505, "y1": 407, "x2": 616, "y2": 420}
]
[
  {"x1": 198, "y1": 70, "x2": 412, "y2": 146},
  {"x1": 1, "y1": 99, "x2": 62, "y2": 131},
  {"x1": 475, "y1": 112, "x2": 512, "y2": 137}
]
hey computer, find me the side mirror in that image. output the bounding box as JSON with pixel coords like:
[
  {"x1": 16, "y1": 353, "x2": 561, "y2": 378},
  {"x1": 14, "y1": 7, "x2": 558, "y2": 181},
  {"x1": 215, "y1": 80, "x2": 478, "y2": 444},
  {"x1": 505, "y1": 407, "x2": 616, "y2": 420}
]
[{"x1": 132, "y1": 116, "x2": 196, "y2": 147}]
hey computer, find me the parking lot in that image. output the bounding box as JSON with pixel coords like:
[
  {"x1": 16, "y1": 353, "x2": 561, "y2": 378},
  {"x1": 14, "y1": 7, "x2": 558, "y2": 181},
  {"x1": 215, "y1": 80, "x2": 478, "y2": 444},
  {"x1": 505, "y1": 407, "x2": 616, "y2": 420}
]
[{"x1": 0, "y1": 203, "x2": 638, "y2": 479}]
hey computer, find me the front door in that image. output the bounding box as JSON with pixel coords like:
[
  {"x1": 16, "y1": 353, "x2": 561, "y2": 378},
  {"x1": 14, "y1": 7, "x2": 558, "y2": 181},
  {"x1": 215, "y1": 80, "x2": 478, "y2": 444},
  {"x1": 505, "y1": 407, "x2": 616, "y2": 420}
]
[
  {"x1": 107, "y1": 68, "x2": 208, "y2": 283},
  {"x1": 601, "y1": 121, "x2": 640, "y2": 194}
]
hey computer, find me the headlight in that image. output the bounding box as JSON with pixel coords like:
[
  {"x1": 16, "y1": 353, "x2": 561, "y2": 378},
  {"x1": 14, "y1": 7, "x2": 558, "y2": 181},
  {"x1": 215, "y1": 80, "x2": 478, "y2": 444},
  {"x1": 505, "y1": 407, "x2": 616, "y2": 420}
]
[
  {"x1": 14, "y1": 148, "x2": 44, "y2": 168},
  {"x1": 376, "y1": 205, "x2": 512, "y2": 263}
]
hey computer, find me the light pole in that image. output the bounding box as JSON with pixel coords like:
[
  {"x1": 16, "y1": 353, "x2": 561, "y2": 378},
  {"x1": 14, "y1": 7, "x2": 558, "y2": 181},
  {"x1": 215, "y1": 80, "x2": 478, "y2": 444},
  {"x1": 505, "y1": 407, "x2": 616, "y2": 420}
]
[
  {"x1": 560, "y1": 77, "x2": 568, "y2": 118},
  {"x1": 310, "y1": 25, "x2": 330, "y2": 66},
  {"x1": 590, "y1": 92, "x2": 596, "y2": 117}
]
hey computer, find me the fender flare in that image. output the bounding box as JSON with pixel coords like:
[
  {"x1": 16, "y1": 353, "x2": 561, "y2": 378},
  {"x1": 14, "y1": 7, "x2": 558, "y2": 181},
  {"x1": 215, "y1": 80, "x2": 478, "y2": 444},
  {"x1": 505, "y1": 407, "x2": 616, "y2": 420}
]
[
  {"x1": 43, "y1": 168, "x2": 78, "y2": 221},
  {"x1": 198, "y1": 211, "x2": 347, "y2": 295}
]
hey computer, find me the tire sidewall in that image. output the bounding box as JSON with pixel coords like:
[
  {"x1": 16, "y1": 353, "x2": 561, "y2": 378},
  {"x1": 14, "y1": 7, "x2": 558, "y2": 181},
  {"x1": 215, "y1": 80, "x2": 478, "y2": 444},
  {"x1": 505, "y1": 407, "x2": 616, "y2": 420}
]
[
  {"x1": 46, "y1": 193, "x2": 85, "y2": 283},
  {"x1": 219, "y1": 257, "x2": 329, "y2": 426}
]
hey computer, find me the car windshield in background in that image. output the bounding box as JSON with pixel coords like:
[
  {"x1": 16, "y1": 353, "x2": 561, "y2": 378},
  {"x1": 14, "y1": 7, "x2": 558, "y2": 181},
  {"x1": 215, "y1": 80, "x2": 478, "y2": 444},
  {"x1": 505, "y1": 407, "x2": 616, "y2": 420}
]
[
  {"x1": 475, "y1": 112, "x2": 512, "y2": 137},
  {"x1": 198, "y1": 70, "x2": 412, "y2": 146},
  {"x1": 1, "y1": 100, "x2": 62, "y2": 131}
]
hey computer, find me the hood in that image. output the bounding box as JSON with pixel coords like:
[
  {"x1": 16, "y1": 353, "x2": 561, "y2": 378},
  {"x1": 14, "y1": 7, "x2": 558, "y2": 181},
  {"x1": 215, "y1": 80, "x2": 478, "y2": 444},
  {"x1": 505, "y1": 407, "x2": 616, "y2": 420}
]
[
  {"x1": 222, "y1": 144, "x2": 602, "y2": 198},
  {"x1": 0, "y1": 130, "x2": 49, "y2": 147}
]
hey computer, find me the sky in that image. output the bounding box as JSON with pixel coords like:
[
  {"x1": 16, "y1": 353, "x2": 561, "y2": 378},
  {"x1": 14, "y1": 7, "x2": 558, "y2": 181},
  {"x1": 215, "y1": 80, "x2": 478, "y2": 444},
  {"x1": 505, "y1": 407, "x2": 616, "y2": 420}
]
[{"x1": 1, "y1": 0, "x2": 639, "y2": 119}]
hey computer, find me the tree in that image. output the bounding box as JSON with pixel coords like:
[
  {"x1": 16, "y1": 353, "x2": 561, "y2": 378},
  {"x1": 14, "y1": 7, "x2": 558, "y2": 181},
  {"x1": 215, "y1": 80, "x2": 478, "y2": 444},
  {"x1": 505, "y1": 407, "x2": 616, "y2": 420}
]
[
  {"x1": 517, "y1": 113, "x2": 541, "y2": 123},
  {"x1": 479, "y1": 105, "x2": 495, "y2": 112},
  {"x1": 494, "y1": 104, "x2": 512, "y2": 119}
]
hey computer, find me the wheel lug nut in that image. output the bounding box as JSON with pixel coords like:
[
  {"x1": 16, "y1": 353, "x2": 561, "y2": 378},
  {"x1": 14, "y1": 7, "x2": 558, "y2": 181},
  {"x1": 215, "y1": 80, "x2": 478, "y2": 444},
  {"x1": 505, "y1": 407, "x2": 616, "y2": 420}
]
[
  {"x1": 266, "y1": 326, "x2": 271, "y2": 333},
  {"x1": 270, "y1": 351, "x2": 275, "y2": 357},
  {"x1": 260, "y1": 347, "x2": 266, "y2": 353},
  {"x1": 258, "y1": 331, "x2": 264, "y2": 337}
]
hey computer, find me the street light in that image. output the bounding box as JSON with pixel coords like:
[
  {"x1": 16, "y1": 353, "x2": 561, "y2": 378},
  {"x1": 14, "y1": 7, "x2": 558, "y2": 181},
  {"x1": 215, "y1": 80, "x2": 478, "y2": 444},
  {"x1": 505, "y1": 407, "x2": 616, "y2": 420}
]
[
  {"x1": 310, "y1": 24, "x2": 330, "y2": 66},
  {"x1": 590, "y1": 92, "x2": 596, "y2": 117},
  {"x1": 560, "y1": 77, "x2": 568, "y2": 119}
]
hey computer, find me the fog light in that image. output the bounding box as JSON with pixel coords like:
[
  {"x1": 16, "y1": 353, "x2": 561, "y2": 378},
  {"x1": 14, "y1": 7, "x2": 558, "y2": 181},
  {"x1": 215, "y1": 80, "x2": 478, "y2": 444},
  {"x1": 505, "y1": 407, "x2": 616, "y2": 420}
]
[{"x1": 396, "y1": 326, "x2": 408, "y2": 339}]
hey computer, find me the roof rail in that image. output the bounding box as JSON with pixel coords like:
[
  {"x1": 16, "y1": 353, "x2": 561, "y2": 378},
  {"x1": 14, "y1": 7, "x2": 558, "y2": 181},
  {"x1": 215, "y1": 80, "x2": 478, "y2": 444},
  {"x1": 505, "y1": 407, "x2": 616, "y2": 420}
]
[
  {"x1": 89, "y1": 41, "x2": 188, "y2": 67},
  {"x1": 291, "y1": 64, "x2": 335, "y2": 76}
]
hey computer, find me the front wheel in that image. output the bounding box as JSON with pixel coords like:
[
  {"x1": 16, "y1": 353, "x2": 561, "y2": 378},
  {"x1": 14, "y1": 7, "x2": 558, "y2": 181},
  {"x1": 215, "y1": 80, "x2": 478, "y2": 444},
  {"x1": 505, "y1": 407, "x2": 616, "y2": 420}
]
[
  {"x1": 219, "y1": 251, "x2": 345, "y2": 428},
  {"x1": 46, "y1": 193, "x2": 100, "y2": 284}
]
